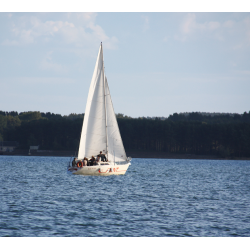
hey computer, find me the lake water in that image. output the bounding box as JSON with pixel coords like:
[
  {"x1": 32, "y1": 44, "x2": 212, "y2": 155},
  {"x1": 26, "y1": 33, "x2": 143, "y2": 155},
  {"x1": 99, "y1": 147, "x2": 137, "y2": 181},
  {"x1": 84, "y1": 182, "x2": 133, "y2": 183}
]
[{"x1": 0, "y1": 156, "x2": 250, "y2": 237}]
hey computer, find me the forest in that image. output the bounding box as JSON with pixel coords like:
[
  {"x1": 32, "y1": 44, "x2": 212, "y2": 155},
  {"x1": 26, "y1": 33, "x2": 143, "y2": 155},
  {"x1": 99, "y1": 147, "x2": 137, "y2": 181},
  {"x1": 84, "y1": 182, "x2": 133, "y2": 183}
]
[{"x1": 0, "y1": 110, "x2": 250, "y2": 158}]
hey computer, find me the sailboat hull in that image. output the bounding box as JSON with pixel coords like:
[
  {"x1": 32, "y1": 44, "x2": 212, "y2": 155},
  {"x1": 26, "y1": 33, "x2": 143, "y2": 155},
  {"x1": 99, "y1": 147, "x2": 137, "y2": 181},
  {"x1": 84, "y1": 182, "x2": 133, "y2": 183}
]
[
  {"x1": 70, "y1": 44, "x2": 131, "y2": 176},
  {"x1": 69, "y1": 163, "x2": 131, "y2": 176}
]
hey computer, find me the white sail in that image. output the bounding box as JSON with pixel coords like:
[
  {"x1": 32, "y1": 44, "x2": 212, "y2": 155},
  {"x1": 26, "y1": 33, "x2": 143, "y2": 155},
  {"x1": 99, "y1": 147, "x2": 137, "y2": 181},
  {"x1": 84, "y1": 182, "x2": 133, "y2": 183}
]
[
  {"x1": 105, "y1": 77, "x2": 127, "y2": 162},
  {"x1": 78, "y1": 45, "x2": 107, "y2": 159},
  {"x1": 78, "y1": 43, "x2": 127, "y2": 162}
]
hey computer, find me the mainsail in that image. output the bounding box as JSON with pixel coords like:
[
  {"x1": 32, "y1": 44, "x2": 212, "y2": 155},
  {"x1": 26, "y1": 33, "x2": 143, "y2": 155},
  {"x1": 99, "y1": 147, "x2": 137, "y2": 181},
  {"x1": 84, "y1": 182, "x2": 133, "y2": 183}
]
[{"x1": 78, "y1": 44, "x2": 127, "y2": 162}]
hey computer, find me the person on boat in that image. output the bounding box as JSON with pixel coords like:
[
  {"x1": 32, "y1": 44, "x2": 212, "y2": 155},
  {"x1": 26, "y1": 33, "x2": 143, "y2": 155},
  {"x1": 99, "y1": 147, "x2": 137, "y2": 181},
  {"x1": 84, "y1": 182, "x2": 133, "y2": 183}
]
[
  {"x1": 96, "y1": 155, "x2": 101, "y2": 163},
  {"x1": 72, "y1": 157, "x2": 77, "y2": 167},
  {"x1": 83, "y1": 157, "x2": 88, "y2": 166},
  {"x1": 98, "y1": 151, "x2": 107, "y2": 162},
  {"x1": 89, "y1": 156, "x2": 96, "y2": 166},
  {"x1": 87, "y1": 158, "x2": 90, "y2": 166}
]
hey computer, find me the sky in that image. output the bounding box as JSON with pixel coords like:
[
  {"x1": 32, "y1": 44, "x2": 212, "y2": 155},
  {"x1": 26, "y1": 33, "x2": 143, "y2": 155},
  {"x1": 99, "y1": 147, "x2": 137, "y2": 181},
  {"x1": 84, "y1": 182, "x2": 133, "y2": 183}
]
[{"x1": 0, "y1": 8, "x2": 250, "y2": 117}]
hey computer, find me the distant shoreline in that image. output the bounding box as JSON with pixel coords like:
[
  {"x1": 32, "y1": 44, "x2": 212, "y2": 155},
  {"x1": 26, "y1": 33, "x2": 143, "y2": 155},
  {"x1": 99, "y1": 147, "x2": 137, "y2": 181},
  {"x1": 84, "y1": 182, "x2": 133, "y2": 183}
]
[{"x1": 1, "y1": 150, "x2": 250, "y2": 161}]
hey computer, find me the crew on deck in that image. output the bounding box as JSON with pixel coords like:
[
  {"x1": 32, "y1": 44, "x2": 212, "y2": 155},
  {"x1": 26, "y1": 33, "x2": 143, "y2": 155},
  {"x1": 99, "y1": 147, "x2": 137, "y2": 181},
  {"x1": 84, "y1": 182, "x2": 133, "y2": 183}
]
[
  {"x1": 72, "y1": 157, "x2": 77, "y2": 167},
  {"x1": 83, "y1": 157, "x2": 88, "y2": 166},
  {"x1": 89, "y1": 156, "x2": 96, "y2": 166},
  {"x1": 98, "y1": 151, "x2": 107, "y2": 162},
  {"x1": 96, "y1": 155, "x2": 101, "y2": 163}
]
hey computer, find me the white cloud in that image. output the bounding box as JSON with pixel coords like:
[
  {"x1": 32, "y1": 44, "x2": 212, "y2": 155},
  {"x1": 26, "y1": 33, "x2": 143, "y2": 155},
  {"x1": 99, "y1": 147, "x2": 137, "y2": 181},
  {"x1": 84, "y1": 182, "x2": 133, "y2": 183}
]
[
  {"x1": 181, "y1": 13, "x2": 196, "y2": 35},
  {"x1": 2, "y1": 13, "x2": 118, "y2": 49},
  {"x1": 2, "y1": 39, "x2": 19, "y2": 45},
  {"x1": 177, "y1": 13, "x2": 250, "y2": 47},
  {"x1": 40, "y1": 51, "x2": 65, "y2": 72},
  {"x1": 180, "y1": 13, "x2": 221, "y2": 36},
  {"x1": 223, "y1": 20, "x2": 235, "y2": 28},
  {"x1": 207, "y1": 21, "x2": 221, "y2": 31}
]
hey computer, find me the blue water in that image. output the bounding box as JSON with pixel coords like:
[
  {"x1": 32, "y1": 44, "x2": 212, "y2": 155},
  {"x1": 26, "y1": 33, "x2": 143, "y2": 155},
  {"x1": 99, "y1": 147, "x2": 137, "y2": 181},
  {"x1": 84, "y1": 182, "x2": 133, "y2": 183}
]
[{"x1": 0, "y1": 156, "x2": 250, "y2": 237}]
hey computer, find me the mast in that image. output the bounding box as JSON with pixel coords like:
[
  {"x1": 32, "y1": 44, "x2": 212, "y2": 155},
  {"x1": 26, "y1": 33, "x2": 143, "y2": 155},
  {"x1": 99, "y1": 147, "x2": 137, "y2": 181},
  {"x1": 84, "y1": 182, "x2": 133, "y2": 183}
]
[{"x1": 101, "y1": 42, "x2": 109, "y2": 159}]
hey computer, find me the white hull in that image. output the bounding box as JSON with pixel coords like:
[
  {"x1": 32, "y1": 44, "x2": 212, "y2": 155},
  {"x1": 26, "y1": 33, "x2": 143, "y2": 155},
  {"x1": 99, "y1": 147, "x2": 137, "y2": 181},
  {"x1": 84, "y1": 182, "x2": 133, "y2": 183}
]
[{"x1": 68, "y1": 162, "x2": 131, "y2": 176}]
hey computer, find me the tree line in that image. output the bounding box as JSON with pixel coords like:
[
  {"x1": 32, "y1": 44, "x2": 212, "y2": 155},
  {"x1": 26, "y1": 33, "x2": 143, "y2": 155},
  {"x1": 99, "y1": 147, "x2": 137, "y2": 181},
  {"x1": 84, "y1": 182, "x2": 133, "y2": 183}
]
[{"x1": 0, "y1": 110, "x2": 250, "y2": 158}]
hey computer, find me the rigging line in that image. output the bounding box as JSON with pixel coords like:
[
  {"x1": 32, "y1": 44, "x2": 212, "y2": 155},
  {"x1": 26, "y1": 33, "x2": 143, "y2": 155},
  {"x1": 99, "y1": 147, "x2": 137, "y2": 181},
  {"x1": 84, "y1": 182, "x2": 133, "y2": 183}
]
[
  {"x1": 102, "y1": 43, "x2": 109, "y2": 158},
  {"x1": 76, "y1": 124, "x2": 83, "y2": 158}
]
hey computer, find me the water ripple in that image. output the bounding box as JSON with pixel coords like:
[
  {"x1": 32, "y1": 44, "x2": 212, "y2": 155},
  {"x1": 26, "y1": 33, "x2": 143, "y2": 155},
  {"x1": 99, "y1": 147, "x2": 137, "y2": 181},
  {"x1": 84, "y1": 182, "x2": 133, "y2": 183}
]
[{"x1": 0, "y1": 156, "x2": 250, "y2": 236}]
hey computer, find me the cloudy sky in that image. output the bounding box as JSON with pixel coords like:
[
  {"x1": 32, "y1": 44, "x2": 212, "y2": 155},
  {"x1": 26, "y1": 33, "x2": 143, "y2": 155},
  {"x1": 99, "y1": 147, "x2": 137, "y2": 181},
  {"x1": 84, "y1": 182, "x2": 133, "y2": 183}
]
[{"x1": 0, "y1": 10, "x2": 250, "y2": 117}]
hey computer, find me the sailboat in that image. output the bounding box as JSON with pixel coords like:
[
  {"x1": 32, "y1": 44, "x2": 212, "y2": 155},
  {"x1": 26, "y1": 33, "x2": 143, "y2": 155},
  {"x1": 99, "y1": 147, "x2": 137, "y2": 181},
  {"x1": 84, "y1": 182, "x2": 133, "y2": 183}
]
[{"x1": 68, "y1": 43, "x2": 131, "y2": 175}]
